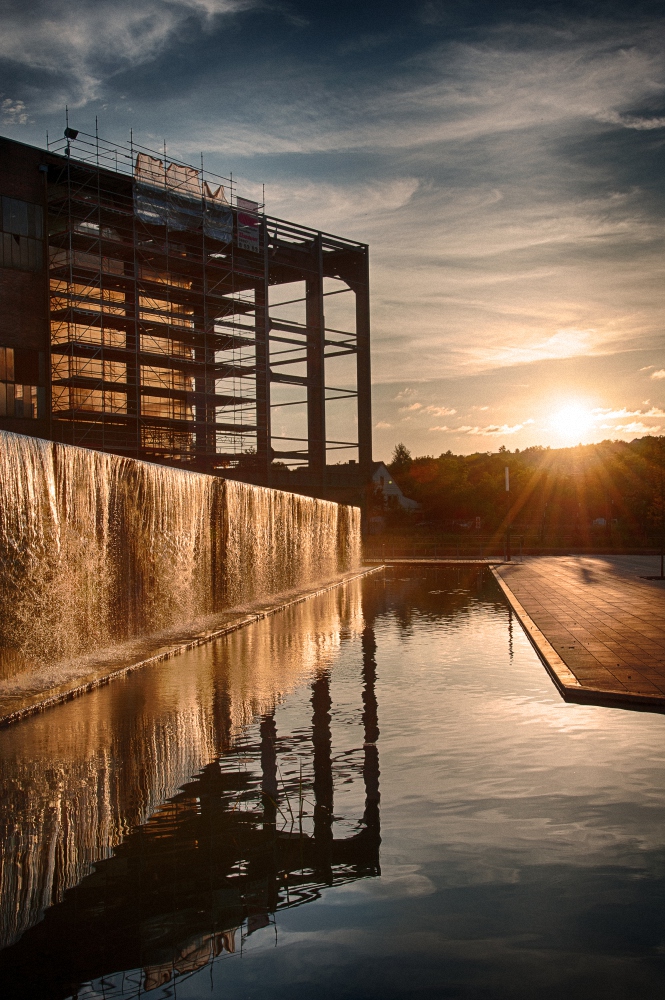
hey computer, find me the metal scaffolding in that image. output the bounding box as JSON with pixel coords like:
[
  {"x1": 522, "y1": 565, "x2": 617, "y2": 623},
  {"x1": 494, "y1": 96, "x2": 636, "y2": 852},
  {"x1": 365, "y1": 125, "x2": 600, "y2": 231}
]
[{"x1": 44, "y1": 129, "x2": 372, "y2": 488}]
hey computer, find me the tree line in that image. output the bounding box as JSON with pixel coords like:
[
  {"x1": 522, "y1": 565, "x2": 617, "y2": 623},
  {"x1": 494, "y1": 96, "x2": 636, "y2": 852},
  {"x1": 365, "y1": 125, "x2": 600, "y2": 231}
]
[{"x1": 379, "y1": 437, "x2": 665, "y2": 546}]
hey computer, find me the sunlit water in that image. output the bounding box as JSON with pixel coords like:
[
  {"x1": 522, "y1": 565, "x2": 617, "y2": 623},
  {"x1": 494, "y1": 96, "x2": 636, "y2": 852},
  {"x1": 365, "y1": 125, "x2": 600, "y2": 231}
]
[{"x1": 2, "y1": 567, "x2": 665, "y2": 998}]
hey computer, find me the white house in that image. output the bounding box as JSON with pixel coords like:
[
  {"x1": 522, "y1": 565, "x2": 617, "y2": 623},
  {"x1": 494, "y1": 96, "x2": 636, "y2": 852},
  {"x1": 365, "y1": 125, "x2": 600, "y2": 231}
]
[{"x1": 371, "y1": 462, "x2": 420, "y2": 511}]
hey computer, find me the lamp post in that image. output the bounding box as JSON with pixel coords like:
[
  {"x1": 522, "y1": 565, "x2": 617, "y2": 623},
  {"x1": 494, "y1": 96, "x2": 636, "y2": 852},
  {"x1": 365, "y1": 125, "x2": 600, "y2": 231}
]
[
  {"x1": 659, "y1": 438, "x2": 665, "y2": 579},
  {"x1": 505, "y1": 466, "x2": 511, "y2": 562}
]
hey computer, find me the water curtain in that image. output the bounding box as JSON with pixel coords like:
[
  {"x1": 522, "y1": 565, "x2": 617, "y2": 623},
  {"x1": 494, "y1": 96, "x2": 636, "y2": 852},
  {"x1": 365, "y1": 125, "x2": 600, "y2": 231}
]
[{"x1": 0, "y1": 431, "x2": 360, "y2": 671}]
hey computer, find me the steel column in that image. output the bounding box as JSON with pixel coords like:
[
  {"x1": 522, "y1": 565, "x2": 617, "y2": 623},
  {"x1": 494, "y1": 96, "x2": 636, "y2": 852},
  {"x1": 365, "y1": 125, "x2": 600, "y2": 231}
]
[
  {"x1": 355, "y1": 249, "x2": 372, "y2": 476},
  {"x1": 255, "y1": 221, "x2": 271, "y2": 479},
  {"x1": 306, "y1": 235, "x2": 326, "y2": 481}
]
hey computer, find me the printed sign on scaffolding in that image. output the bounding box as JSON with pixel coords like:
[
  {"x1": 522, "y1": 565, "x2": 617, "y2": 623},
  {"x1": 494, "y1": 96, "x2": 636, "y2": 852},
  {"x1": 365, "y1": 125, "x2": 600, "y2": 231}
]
[{"x1": 237, "y1": 198, "x2": 260, "y2": 253}]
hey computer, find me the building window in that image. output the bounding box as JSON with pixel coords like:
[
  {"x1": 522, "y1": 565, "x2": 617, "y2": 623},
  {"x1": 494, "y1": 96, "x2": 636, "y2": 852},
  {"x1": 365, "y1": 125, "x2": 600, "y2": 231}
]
[
  {"x1": 0, "y1": 196, "x2": 44, "y2": 272},
  {"x1": 0, "y1": 346, "x2": 43, "y2": 419},
  {"x1": 141, "y1": 395, "x2": 192, "y2": 421},
  {"x1": 0, "y1": 345, "x2": 14, "y2": 382},
  {"x1": 51, "y1": 386, "x2": 127, "y2": 415}
]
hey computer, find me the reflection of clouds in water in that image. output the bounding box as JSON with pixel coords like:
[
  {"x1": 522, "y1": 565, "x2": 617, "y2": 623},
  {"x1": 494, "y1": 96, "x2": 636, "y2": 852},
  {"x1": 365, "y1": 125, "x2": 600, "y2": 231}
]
[
  {"x1": 322, "y1": 867, "x2": 436, "y2": 905},
  {"x1": 374, "y1": 590, "x2": 665, "y2": 882}
]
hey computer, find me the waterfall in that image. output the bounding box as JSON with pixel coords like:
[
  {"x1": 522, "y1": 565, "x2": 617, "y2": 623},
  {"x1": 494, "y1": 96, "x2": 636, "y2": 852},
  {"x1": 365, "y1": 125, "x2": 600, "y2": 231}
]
[{"x1": 0, "y1": 431, "x2": 361, "y2": 679}]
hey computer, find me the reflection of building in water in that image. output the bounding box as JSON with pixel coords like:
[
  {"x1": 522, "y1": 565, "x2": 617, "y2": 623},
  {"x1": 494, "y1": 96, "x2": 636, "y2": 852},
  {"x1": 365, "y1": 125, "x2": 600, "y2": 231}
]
[
  {"x1": 0, "y1": 584, "x2": 381, "y2": 999},
  {"x1": 0, "y1": 581, "x2": 363, "y2": 950}
]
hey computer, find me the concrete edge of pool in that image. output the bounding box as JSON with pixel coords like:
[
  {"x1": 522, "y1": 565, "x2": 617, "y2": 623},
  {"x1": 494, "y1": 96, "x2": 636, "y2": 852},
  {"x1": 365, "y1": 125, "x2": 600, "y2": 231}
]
[
  {"x1": 493, "y1": 567, "x2": 665, "y2": 713},
  {"x1": 0, "y1": 566, "x2": 384, "y2": 729}
]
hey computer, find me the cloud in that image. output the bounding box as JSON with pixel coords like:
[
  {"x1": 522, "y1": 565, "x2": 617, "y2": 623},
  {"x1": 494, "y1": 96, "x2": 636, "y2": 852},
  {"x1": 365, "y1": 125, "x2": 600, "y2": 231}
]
[
  {"x1": 0, "y1": 0, "x2": 255, "y2": 108},
  {"x1": 480, "y1": 329, "x2": 596, "y2": 369},
  {"x1": 3, "y1": 2, "x2": 664, "y2": 452},
  {"x1": 593, "y1": 406, "x2": 665, "y2": 420},
  {"x1": 424, "y1": 405, "x2": 457, "y2": 416},
  {"x1": 1, "y1": 98, "x2": 28, "y2": 125},
  {"x1": 375, "y1": 421, "x2": 392, "y2": 429},
  {"x1": 600, "y1": 111, "x2": 665, "y2": 131},
  {"x1": 248, "y1": 177, "x2": 419, "y2": 232},
  {"x1": 399, "y1": 402, "x2": 457, "y2": 416},
  {"x1": 431, "y1": 420, "x2": 534, "y2": 436},
  {"x1": 178, "y1": 18, "x2": 665, "y2": 162},
  {"x1": 609, "y1": 422, "x2": 662, "y2": 434}
]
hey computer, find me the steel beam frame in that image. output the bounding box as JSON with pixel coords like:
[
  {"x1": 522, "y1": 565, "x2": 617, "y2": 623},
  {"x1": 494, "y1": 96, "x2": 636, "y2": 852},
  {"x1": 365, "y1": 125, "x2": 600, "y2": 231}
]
[{"x1": 43, "y1": 131, "x2": 372, "y2": 491}]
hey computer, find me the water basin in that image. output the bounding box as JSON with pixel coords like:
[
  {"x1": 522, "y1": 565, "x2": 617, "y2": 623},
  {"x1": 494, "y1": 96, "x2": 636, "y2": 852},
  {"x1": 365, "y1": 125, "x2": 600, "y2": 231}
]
[{"x1": 1, "y1": 567, "x2": 665, "y2": 998}]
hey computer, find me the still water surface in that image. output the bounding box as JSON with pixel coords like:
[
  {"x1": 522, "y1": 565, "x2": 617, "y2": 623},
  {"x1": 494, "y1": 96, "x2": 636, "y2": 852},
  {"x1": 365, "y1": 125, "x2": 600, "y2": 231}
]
[{"x1": 2, "y1": 568, "x2": 665, "y2": 998}]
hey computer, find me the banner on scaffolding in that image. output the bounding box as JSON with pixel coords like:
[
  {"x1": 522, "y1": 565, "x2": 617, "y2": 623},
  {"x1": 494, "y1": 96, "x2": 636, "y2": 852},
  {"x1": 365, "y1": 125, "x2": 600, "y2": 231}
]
[
  {"x1": 134, "y1": 183, "x2": 233, "y2": 243},
  {"x1": 134, "y1": 153, "x2": 233, "y2": 243},
  {"x1": 237, "y1": 199, "x2": 260, "y2": 253}
]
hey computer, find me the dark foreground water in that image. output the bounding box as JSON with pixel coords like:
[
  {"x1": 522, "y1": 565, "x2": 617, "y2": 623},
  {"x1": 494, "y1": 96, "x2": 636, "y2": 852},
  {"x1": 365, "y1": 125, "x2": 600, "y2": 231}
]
[{"x1": 2, "y1": 568, "x2": 665, "y2": 999}]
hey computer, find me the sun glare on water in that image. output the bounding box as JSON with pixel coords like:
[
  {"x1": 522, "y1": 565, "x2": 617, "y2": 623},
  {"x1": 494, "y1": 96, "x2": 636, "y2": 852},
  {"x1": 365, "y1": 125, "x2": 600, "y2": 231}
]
[{"x1": 548, "y1": 403, "x2": 594, "y2": 442}]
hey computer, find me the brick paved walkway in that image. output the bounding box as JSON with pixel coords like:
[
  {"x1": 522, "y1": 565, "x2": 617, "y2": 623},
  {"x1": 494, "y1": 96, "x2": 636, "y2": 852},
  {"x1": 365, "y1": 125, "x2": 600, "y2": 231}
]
[{"x1": 494, "y1": 556, "x2": 665, "y2": 709}]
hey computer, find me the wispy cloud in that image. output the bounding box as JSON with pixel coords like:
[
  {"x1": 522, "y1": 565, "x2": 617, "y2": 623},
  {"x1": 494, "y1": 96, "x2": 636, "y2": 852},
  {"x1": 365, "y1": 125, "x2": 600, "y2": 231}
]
[
  {"x1": 0, "y1": 0, "x2": 255, "y2": 108},
  {"x1": 603, "y1": 421, "x2": 662, "y2": 434},
  {"x1": 4, "y1": 2, "x2": 663, "y2": 455},
  {"x1": 593, "y1": 406, "x2": 665, "y2": 419},
  {"x1": 430, "y1": 420, "x2": 534, "y2": 436}
]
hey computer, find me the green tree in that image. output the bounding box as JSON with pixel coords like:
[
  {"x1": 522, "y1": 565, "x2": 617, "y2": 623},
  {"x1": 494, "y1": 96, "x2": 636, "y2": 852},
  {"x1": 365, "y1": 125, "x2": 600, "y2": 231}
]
[{"x1": 390, "y1": 442, "x2": 412, "y2": 474}]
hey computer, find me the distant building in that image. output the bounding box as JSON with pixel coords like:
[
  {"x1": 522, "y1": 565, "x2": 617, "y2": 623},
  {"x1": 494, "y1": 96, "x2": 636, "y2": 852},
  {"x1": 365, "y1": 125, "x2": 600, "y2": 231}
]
[
  {"x1": 367, "y1": 462, "x2": 420, "y2": 534},
  {"x1": 371, "y1": 461, "x2": 420, "y2": 510}
]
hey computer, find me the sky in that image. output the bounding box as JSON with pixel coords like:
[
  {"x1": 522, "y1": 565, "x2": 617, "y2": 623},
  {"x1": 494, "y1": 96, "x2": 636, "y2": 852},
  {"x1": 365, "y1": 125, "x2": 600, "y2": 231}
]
[{"x1": 2, "y1": 0, "x2": 664, "y2": 459}]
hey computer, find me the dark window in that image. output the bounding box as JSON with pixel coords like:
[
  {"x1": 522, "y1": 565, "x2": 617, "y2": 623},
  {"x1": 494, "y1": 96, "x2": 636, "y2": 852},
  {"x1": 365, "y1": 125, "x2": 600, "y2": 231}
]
[
  {"x1": 14, "y1": 348, "x2": 41, "y2": 385},
  {"x1": 2, "y1": 196, "x2": 43, "y2": 238},
  {"x1": 0, "y1": 347, "x2": 42, "y2": 418},
  {"x1": 0, "y1": 346, "x2": 14, "y2": 382},
  {"x1": 0, "y1": 196, "x2": 44, "y2": 272}
]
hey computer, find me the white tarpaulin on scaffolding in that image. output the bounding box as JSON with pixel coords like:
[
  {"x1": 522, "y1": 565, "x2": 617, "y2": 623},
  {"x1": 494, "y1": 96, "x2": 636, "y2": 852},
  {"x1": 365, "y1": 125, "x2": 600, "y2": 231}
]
[{"x1": 134, "y1": 153, "x2": 233, "y2": 244}]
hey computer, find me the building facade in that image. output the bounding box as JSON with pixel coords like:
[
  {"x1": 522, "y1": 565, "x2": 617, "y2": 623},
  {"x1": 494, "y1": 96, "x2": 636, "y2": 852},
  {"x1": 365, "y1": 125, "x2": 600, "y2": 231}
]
[{"x1": 0, "y1": 131, "x2": 372, "y2": 499}]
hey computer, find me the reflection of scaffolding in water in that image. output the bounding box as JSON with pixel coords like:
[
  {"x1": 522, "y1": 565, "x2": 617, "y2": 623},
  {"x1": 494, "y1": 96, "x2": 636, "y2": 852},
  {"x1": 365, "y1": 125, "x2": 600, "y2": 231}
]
[
  {"x1": 44, "y1": 129, "x2": 371, "y2": 484},
  {"x1": 0, "y1": 610, "x2": 381, "y2": 999}
]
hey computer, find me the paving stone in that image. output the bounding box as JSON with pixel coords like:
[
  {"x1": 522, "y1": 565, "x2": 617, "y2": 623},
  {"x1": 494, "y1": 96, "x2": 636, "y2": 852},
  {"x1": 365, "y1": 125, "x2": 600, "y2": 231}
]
[{"x1": 494, "y1": 556, "x2": 665, "y2": 709}]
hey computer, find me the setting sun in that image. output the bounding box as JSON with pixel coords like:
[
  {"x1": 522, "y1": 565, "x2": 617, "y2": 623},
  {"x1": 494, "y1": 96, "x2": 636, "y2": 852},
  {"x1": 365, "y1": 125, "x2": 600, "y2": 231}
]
[{"x1": 548, "y1": 403, "x2": 595, "y2": 442}]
